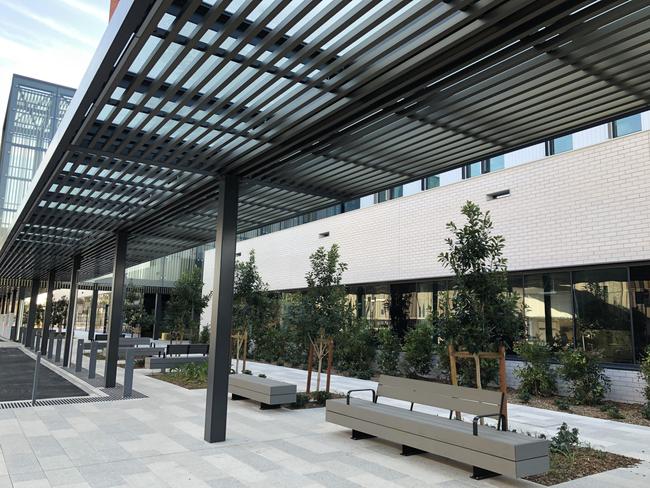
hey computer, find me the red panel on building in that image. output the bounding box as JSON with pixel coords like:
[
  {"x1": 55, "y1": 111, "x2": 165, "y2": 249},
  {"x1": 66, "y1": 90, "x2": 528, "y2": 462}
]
[{"x1": 109, "y1": 0, "x2": 120, "y2": 19}]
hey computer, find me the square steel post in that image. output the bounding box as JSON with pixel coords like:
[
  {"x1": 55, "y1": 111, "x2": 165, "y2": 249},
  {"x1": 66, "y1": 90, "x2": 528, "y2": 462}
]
[
  {"x1": 63, "y1": 255, "x2": 81, "y2": 366},
  {"x1": 153, "y1": 292, "x2": 163, "y2": 340},
  {"x1": 41, "y1": 269, "x2": 56, "y2": 355},
  {"x1": 104, "y1": 231, "x2": 128, "y2": 387},
  {"x1": 10, "y1": 287, "x2": 23, "y2": 341},
  {"x1": 204, "y1": 175, "x2": 239, "y2": 443},
  {"x1": 88, "y1": 284, "x2": 98, "y2": 341},
  {"x1": 24, "y1": 278, "x2": 40, "y2": 347}
]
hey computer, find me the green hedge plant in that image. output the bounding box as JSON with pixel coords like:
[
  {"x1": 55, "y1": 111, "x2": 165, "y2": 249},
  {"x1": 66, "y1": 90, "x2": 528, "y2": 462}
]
[
  {"x1": 514, "y1": 341, "x2": 557, "y2": 397},
  {"x1": 403, "y1": 322, "x2": 434, "y2": 377},
  {"x1": 641, "y1": 346, "x2": 650, "y2": 420},
  {"x1": 559, "y1": 348, "x2": 610, "y2": 405},
  {"x1": 377, "y1": 328, "x2": 401, "y2": 375}
]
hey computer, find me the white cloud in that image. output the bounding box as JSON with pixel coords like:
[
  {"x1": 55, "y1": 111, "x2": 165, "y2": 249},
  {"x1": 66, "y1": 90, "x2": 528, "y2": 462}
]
[
  {"x1": 0, "y1": 0, "x2": 100, "y2": 48},
  {"x1": 58, "y1": 0, "x2": 107, "y2": 22}
]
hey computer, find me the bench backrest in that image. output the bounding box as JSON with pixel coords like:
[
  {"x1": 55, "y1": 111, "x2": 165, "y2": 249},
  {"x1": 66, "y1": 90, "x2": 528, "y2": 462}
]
[
  {"x1": 187, "y1": 344, "x2": 209, "y2": 355},
  {"x1": 377, "y1": 374, "x2": 503, "y2": 417}
]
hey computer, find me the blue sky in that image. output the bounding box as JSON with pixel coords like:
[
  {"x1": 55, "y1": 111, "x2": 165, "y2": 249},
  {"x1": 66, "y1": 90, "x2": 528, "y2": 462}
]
[{"x1": 0, "y1": 0, "x2": 109, "y2": 122}]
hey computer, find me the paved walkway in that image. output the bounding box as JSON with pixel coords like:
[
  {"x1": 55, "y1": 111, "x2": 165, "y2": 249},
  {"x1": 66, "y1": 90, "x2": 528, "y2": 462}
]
[{"x1": 0, "y1": 347, "x2": 648, "y2": 487}]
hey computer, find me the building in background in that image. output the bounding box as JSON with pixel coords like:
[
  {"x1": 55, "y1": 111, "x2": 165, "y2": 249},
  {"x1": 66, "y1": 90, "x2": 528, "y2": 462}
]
[{"x1": 202, "y1": 110, "x2": 650, "y2": 403}]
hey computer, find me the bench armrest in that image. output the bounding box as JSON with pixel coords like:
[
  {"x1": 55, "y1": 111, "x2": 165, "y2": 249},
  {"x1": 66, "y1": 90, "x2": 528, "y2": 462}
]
[
  {"x1": 346, "y1": 389, "x2": 377, "y2": 405},
  {"x1": 472, "y1": 413, "x2": 506, "y2": 436}
]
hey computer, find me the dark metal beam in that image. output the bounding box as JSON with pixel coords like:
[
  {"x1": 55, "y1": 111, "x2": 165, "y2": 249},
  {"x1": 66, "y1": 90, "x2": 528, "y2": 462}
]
[
  {"x1": 63, "y1": 255, "x2": 81, "y2": 367},
  {"x1": 104, "y1": 231, "x2": 128, "y2": 387},
  {"x1": 41, "y1": 269, "x2": 56, "y2": 355},
  {"x1": 204, "y1": 174, "x2": 239, "y2": 443},
  {"x1": 24, "y1": 278, "x2": 40, "y2": 347}
]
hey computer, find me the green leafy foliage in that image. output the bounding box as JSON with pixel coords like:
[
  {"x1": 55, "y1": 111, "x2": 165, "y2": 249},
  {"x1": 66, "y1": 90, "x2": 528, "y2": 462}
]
[
  {"x1": 554, "y1": 398, "x2": 572, "y2": 412},
  {"x1": 599, "y1": 404, "x2": 624, "y2": 419},
  {"x1": 294, "y1": 392, "x2": 309, "y2": 408},
  {"x1": 550, "y1": 423, "x2": 580, "y2": 458},
  {"x1": 336, "y1": 311, "x2": 376, "y2": 379},
  {"x1": 432, "y1": 202, "x2": 525, "y2": 385},
  {"x1": 233, "y1": 250, "x2": 279, "y2": 345},
  {"x1": 377, "y1": 328, "x2": 401, "y2": 375},
  {"x1": 517, "y1": 390, "x2": 532, "y2": 403},
  {"x1": 170, "y1": 362, "x2": 208, "y2": 384},
  {"x1": 198, "y1": 326, "x2": 210, "y2": 344},
  {"x1": 433, "y1": 202, "x2": 525, "y2": 355},
  {"x1": 403, "y1": 322, "x2": 434, "y2": 376},
  {"x1": 514, "y1": 341, "x2": 557, "y2": 397},
  {"x1": 166, "y1": 266, "x2": 211, "y2": 341},
  {"x1": 559, "y1": 348, "x2": 610, "y2": 405},
  {"x1": 258, "y1": 373, "x2": 266, "y2": 378},
  {"x1": 311, "y1": 391, "x2": 331, "y2": 406}
]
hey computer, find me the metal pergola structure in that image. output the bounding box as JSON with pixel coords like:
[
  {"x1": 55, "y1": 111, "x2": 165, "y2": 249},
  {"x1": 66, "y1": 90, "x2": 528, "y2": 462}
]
[{"x1": 1, "y1": 0, "x2": 650, "y2": 442}]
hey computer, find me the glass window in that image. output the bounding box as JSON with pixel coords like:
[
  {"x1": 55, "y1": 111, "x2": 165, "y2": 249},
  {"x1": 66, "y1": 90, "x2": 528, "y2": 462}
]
[
  {"x1": 415, "y1": 282, "x2": 434, "y2": 322},
  {"x1": 375, "y1": 190, "x2": 388, "y2": 203},
  {"x1": 463, "y1": 161, "x2": 482, "y2": 179},
  {"x1": 613, "y1": 114, "x2": 642, "y2": 137},
  {"x1": 343, "y1": 199, "x2": 360, "y2": 212},
  {"x1": 488, "y1": 155, "x2": 504, "y2": 172},
  {"x1": 629, "y1": 266, "x2": 650, "y2": 362},
  {"x1": 550, "y1": 134, "x2": 573, "y2": 154},
  {"x1": 523, "y1": 273, "x2": 574, "y2": 346},
  {"x1": 423, "y1": 175, "x2": 440, "y2": 190},
  {"x1": 362, "y1": 285, "x2": 391, "y2": 327},
  {"x1": 390, "y1": 185, "x2": 403, "y2": 199},
  {"x1": 573, "y1": 268, "x2": 633, "y2": 363}
]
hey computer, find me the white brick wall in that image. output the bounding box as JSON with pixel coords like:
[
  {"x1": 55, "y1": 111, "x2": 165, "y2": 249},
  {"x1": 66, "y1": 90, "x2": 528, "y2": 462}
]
[{"x1": 226, "y1": 130, "x2": 650, "y2": 291}]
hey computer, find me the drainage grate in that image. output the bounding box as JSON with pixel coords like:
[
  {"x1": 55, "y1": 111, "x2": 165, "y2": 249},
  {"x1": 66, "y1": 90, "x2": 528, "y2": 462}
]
[{"x1": 0, "y1": 390, "x2": 147, "y2": 410}]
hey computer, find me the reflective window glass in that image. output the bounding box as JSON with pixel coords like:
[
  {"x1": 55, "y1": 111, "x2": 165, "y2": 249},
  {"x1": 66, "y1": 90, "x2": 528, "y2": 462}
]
[
  {"x1": 573, "y1": 268, "x2": 633, "y2": 363},
  {"x1": 613, "y1": 114, "x2": 642, "y2": 137},
  {"x1": 630, "y1": 265, "x2": 650, "y2": 362},
  {"x1": 551, "y1": 134, "x2": 573, "y2": 154},
  {"x1": 523, "y1": 273, "x2": 574, "y2": 346}
]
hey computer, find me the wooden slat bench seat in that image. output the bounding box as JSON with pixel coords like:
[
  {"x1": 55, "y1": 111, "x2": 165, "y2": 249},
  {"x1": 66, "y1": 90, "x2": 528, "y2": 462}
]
[
  {"x1": 326, "y1": 375, "x2": 549, "y2": 480},
  {"x1": 229, "y1": 374, "x2": 297, "y2": 409}
]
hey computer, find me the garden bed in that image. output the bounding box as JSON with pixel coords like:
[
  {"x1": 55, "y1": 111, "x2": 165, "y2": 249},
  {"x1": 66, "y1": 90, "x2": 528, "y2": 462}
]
[
  {"x1": 509, "y1": 391, "x2": 650, "y2": 427},
  {"x1": 150, "y1": 372, "x2": 207, "y2": 389},
  {"x1": 525, "y1": 447, "x2": 639, "y2": 486}
]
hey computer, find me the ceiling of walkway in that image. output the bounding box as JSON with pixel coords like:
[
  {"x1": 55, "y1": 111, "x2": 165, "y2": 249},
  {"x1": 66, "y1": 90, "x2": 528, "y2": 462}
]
[{"x1": 1, "y1": 0, "x2": 650, "y2": 282}]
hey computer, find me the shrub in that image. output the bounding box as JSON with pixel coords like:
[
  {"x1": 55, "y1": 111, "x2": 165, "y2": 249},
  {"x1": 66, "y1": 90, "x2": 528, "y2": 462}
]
[
  {"x1": 559, "y1": 349, "x2": 610, "y2": 405},
  {"x1": 336, "y1": 315, "x2": 376, "y2": 379},
  {"x1": 514, "y1": 341, "x2": 557, "y2": 397},
  {"x1": 258, "y1": 373, "x2": 267, "y2": 378},
  {"x1": 600, "y1": 404, "x2": 624, "y2": 420},
  {"x1": 171, "y1": 362, "x2": 208, "y2": 383},
  {"x1": 517, "y1": 390, "x2": 532, "y2": 403},
  {"x1": 550, "y1": 423, "x2": 580, "y2": 457},
  {"x1": 311, "y1": 391, "x2": 331, "y2": 406},
  {"x1": 294, "y1": 392, "x2": 309, "y2": 408},
  {"x1": 403, "y1": 322, "x2": 434, "y2": 376},
  {"x1": 243, "y1": 369, "x2": 252, "y2": 375},
  {"x1": 199, "y1": 326, "x2": 210, "y2": 344},
  {"x1": 377, "y1": 328, "x2": 401, "y2": 375},
  {"x1": 641, "y1": 346, "x2": 650, "y2": 419},
  {"x1": 554, "y1": 398, "x2": 572, "y2": 412}
]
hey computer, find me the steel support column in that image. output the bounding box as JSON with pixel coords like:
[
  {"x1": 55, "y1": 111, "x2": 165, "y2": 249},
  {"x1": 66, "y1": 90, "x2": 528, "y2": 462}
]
[
  {"x1": 204, "y1": 174, "x2": 239, "y2": 443},
  {"x1": 63, "y1": 255, "x2": 81, "y2": 367},
  {"x1": 11, "y1": 287, "x2": 25, "y2": 341},
  {"x1": 10, "y1": 288, "x2": 17, "y2": 315},
  {"x1": 41, "y1": 269, "x2": 56, "y2": 355},
  {"x1": 104, "y1": 231, "x2": 128, "y2": 387},
  {"x1": 88, "y1": 284, "x2": 98, "y2": 341},
  {"x1": 24, "y1": 279, "x2": 40, "y2": 347},
  {"x1": 153, "y1": 293, "x2": 163, "y2": 340}
]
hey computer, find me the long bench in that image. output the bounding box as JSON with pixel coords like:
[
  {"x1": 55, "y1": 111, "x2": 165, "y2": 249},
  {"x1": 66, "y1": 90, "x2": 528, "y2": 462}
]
[
  {"x1": 144, "y1": 355, "x2": 208, "y2": 372},
  {"x1": 229, "y1": 374, "x2": 297, "y2": 409},
  {"x1": 326, "y1": 375, "x2": 549, "y2": 480}
]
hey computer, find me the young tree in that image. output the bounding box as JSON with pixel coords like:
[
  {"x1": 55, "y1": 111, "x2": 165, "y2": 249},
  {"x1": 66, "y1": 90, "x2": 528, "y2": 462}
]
[
  {"x1": 433, "y1": 202, "x2": 525, "y2": 383},
  {"x1": 124, "y1": 286, "x2": 154, "y2": 337},
  {"x1": 52, "y1": 297, "x2": 68, "y2": 330},
  {"x1": 167, "y1": 266, "x2": 211, "y2": 341},
  {"x1": 233, "y1": 250, "x2": 277, "y2": 338}
]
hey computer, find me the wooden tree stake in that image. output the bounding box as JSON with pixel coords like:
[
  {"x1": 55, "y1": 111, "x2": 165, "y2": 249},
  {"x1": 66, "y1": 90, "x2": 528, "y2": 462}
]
[
  {"x1": 306, "y1": 343, "x2": 314, "y2": 394},
  {"x1": 325, "y1": 338, "x2": 334, "y2": 393}
]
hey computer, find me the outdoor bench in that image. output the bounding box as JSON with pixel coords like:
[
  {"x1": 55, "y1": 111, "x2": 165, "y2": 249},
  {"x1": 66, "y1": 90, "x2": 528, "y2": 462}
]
[
  {"x1": 229, "y1": 373, "x2": 297, "y2": 409},
  {"x1": 326, "y1": 374, "x2": 549, "y2": 480},
  {"x1": 165, "y1": 343, "x2": 209, "y2": 357},
  {"x1": 144, "y1": 355, "x2": 208, "y2": 372}
]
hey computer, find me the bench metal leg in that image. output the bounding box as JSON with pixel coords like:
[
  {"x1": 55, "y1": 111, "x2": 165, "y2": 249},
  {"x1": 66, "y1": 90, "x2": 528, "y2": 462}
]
[
  {"x1": 401, "y1": 445, "x2": 425, "y2": 456},
  {"x1": 351, "y1": 430, "x2": 375, "y2": 440},
  {"x1": 471, "y1": 467, "x2": 500, "y2": 480},
  {"x1": 260, "y1": 403, "x2": 280, "y2": 410},
  {"x1": 231, "y1": 393, "x2": 245, "y2": 401}
]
